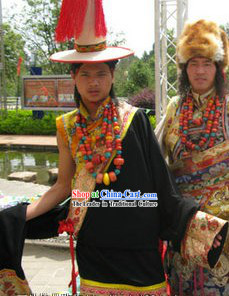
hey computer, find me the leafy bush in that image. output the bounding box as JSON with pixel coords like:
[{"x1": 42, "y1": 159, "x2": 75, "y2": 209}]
[
  {"x1": 0, "y1": 110, "x2": 65, "y2": 135},
  {"x1": 0, "y1": 108, "x2": 157, "y2": 135},
  {"x1": 128, "y1": 88, "x2": 156, "y2": 129},
  {"x1": 128, "y1": 88, "x2": 155, "y2": 111}
]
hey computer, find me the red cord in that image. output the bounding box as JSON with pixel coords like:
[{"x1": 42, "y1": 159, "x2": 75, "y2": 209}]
[
  {"x1": 58, "y1": 219, "x2": 77, "y2": 295},
  {"x1": 69, "y1": 233, "x2": 76, "y2": 295}
]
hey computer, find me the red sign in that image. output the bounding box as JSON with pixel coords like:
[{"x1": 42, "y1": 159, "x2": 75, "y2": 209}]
[
  {"x1": 23, "y1": 76, "x2": 76, "y2": 109},
  {"x1": 58, "y1": 79, "x2": 75, "y2": 107}
]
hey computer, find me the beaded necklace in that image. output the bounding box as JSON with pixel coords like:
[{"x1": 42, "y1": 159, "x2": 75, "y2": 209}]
[
  {"x1": 179, "y1": 93, "x2": 222, "y2": 156},
  {"x1": 75, "y1": 98, "x2": 124, "y2": 186}
]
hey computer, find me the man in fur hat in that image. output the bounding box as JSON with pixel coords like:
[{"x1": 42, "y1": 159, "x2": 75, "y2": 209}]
[{"x1": 156, "y1": 19, "x2": 229, "y2": 295}]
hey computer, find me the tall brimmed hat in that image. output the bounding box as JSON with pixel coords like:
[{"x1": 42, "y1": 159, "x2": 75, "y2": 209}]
[
  {"x1": 176, "y1": 19, "x2": 229, "y2": 70},
  {"x1": 50, "y1": 0, "x2": 134, "y2": 63}
]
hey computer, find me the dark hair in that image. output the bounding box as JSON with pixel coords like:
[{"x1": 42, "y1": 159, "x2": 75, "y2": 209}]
[
  {"x1": 178, "y1": 62, "x2": 228, "y2": 98},
  {"x1": 71, "y1": 61, "x2": 118, "y2": 107}
]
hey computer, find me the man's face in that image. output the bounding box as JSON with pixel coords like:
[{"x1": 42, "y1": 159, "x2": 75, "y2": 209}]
[
  {"x1": 71, "y1": 63, "x2": 114, "y2": 108},
  {"x1": 186, "y1": 57, "x2": 217, "y2": 95}
]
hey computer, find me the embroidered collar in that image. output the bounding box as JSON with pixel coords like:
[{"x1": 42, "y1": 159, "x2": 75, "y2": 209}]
[
  {"x1": 79, "y1": 97, "x2": 111, "y2": 122},
  {"x1": 191, "y1": 87, "x2": 215, "y2": 108}
]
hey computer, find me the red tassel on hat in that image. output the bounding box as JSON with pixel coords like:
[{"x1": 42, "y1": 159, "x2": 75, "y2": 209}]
[
  {"x1": 55, "y1": 0, "x2": 88, "y2": 42},
  {"x1": 95, "y1": 0, "x2": 107, "y2": 37},
  {"x1": 55, "y1": 0, "x2": 107, "y2": 42}
]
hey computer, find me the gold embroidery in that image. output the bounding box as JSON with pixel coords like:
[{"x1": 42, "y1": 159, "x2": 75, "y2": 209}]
[
  {"x1": 0, "y1": 269, "x2": 30, "y2": 296},
  {"x1": 205, "y1": 186, "x2": 229, "y2": 219},
  {"x1": 181, "y1": 212, "x2": 227, "y2": 268}
]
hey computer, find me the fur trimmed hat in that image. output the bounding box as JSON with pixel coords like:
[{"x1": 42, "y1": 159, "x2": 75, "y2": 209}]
[{"x1": 176, "y1": 19, "x2": 229, "y2": 70}]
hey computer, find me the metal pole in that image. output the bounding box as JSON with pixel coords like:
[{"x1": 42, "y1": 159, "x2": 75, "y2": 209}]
[
  {"x1": 155, "y1": 0, "x2": 161, "y2": 124},
  {"x1": 177, "y1": 0, "x2": 188, "y2": 38},
  {"x1": 161, "y1": 1, "x2": 168, "y2": 115},
  {"x1": 154, "y1": 0, "x2": 188, "y2": 124}
]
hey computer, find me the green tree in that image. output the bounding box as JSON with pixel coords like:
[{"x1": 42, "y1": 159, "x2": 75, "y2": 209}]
[
  {"x1": 3, "y1": 23, "x2": 26, "y2": 96},
  {"x1": 114, "y1": 55, "x2": 138, "y2": 97},
  {"x1": 114, "y1": 53, "x2": 156, "y2": 98},
  {"x1": 124, "y1": 59, "x2": 154, "y2": 97},
  {"x1": 17, "y1": 0, "x2": 72, "y2": 75},
  {"x1": 128, "y1": 60, "x2": 152, "y2": 93}
]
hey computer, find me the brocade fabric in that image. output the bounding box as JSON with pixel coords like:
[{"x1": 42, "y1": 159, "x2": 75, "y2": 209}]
[{"x1": 157, "y1": 89, "x2": 229, "y2": 295}]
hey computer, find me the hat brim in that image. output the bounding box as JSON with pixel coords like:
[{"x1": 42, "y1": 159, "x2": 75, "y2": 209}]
[{"x1": 50, "y1": 46, "x2": 134, "y2": 63}]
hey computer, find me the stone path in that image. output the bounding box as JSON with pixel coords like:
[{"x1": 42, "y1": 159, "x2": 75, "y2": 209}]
[
  {"x1": 0, "y1": 178, "x2": 50, "y2": 197},
  {"x1": 0, "y1": 135, "x2": 57, "y2": 148},
  {"x1": 22, "y1": 244, "x2": 72, "y2": 295},
  {"x1": 0, "y1": 178, "x2": 73, "y2": 294}
]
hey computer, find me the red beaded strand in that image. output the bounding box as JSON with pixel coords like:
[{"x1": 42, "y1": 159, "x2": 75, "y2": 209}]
[
  {"x1": 179, "y1": 95, "x2": 221, "y2": 156},
  {"x1": 75, "y1": 100, "x2": 124, "y2": 185}
]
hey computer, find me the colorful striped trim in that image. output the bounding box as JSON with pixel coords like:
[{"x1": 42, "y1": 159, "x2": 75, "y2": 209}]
[
  {"x1": 56, "y1": 109, "x2": 79, "y2": 150},
  {"x1": 75, "y1": 41, "x2": 107, "y2": 53},
  {"x1": 80, "y1": 278, "x2": 167, "y2": 291}
]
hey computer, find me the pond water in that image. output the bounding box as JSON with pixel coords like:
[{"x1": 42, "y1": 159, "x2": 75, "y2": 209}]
[{"x1": 0, "y1": 150, "x2": 59, "y2": 185}]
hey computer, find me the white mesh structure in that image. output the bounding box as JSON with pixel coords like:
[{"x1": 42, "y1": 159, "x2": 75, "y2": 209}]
[{"x1": 154, "y1": 0, "x2": 188, "y2": 123}]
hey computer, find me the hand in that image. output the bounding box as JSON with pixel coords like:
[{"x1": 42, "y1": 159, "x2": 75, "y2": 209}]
[{"x1": 212, "y1": 234, "x2": 222, "y2": 249}]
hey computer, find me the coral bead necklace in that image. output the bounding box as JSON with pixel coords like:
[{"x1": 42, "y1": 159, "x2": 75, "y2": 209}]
[
  {"x1": 75, "y1": 99, "x2": 124, "y2": 185},
  {"x1": 179, "y1": 94, "x2": 221, "y2": 156}
]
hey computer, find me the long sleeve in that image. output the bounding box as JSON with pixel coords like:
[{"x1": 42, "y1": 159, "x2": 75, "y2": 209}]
[
  {"x1": 181, "y1": 211, "x2": 228, "y2": 268},
  {"x1": 0, "y1": 201, "x2": 69, "y2": 295},
  {"x1": 133, "y1": 110, "x2": 199, "y2": 250}
]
